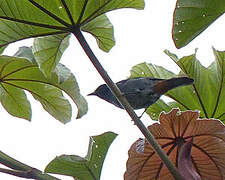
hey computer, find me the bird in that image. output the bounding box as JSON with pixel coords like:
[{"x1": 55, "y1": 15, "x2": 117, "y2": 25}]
[{"x1": 88, "y1": 77, "x2": 194, "y2": 110}]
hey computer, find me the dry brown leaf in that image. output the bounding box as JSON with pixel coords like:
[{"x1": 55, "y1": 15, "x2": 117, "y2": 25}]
[{"x1": 124, "y1": 109, "x2": 225, "y2": 180}]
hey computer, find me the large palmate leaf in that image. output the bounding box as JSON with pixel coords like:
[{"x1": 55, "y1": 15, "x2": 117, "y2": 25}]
[
  {"x1": 0, "y1": 53, "x2": 87, "y2": 122},
  {"x1": 130, "y1": 48, "x2": 225, "y2": 122},
  {"x1": 16, "y1": 46, "x2": 88, "y2": 119},
  {"x1": 125, "y1": 109, "x2": 225, "y2": 179},
  {"x1": 173, "y1": 0, "x2": 225, "y2": 48},
  {"x1": 45, "y1": 132, "x2": 117, "y2": 180},
  {"x1": 166, "y1": 48, "x2": 225, "y2": 121},
  {"x1": 0, "y1": 0, "x2": 144, "y2": 52}
]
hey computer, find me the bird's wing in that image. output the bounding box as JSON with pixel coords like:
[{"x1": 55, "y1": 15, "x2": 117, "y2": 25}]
[{"x1": 117, "y1": 77, "x2": 162, "y2": 95}]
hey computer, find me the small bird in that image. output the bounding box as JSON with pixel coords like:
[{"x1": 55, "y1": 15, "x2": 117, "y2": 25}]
[{"x1": 88, "y1": 77, "x2": 194, "y2": 110}]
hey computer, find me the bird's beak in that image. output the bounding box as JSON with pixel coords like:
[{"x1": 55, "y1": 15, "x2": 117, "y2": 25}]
[{"x1": 87, "y1": 92, "x2": 96, "y2": 96}]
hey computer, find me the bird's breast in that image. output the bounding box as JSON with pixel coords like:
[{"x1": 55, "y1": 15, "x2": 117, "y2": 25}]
[{"x1": 124, "y1": 92, "x2": 160, "y2": 109}]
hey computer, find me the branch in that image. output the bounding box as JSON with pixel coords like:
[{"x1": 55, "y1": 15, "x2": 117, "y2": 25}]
[
  {"x1": 73, "y1": 28, "x2": 184, "y2": 180},
  {"x1": 0, "y1": 168, "x2": 37, "y2": 179},
  {"x1": 0, "y1": 151, "x2": 60, "y2": 180}
]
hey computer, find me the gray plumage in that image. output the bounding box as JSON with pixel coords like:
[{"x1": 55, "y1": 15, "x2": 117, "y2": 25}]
[{"x1": 88, "y1": 77, "x2": 194, "y2": 110}]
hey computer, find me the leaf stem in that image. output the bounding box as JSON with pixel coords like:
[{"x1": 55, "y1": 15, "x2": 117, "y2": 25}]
[
  {"x1": 73, "y1": 28, "x2": 184, "y2": 180},
  {"x1": 0, "y1": 151, "x2": 60, "y2": 180}
]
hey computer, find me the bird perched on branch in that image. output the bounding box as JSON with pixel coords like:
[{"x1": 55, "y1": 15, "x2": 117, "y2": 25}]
[{"x1": 88, "y1": 77, "x2": 194, "y2": 110}]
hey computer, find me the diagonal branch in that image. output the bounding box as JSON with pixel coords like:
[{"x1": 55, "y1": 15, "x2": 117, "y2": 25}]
[
  {"x1": 72, "y1": 28, "x2": 184, "y2": 180},
  {"x1": 0, "y1": 168, "x2": 37, "y2": 179},
  {"x1": 0, "y1": 151, "x2": 59, "y2": 180}
]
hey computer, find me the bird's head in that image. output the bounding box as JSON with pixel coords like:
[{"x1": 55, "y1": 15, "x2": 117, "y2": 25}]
[
  {"x1": 88, "y1": 84, "x2": 123, "y2": 109},
  {"x1": 88, "y1": 84, "x2": 110, "y2": 99}
]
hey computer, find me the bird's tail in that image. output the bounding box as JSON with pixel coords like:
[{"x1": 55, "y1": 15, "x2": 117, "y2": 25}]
[{"x1": 154, "y1": 77, "x2": 194, "y2": 95}]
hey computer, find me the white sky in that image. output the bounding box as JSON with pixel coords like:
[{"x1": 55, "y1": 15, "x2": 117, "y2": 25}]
[{"x1": 0, "y1": 1, "x2": 225, "y2": 179}]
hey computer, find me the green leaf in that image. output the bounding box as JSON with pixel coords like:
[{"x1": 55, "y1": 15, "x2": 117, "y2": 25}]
[
  {"x1": 55, "y1": 64, "x2": 88, "y2": 119},
  {"x1": 0, "y1": 45, "x2": 7, "y2": 55},
  {"x1": 207, "y1": 48, "x2": 225, "y2": 120},
  {"x1": 0, "y1": 0, "x2": 66, "y2": 46},
  {"x1": 45, "y1": 132, "x2": 117, "y2": 180},
  {"x1": 173, "y1": 0, "x2": 225, "y2": 48},
  {"x1": 145, "y1": 100, "x2": 186, "y2": 120},
  {"x1": 13, "y1": 46, "x2": 88, "y2": 119},
  {"x1": 14, "y1": 46, "x2": 36, "y2": 64},
  {"x1": 130, "y1": 62, "x2": 176, "y2": 79},
  {"x1": 33, "y1": 33, "x2": 70, "y2": 78},
  {"x1": 0, "y1": 84, "x2": 31, "y2": 120},
  {"x1": 0, "y1": 55, "x2": 87, "y2": 122},
  {"x1": 31, "y1": 85, "x2": 72, "y2": 124},
  {"x1": 0, "y1": 0, "x2": 144, "y2": 52},
  {"x1": 62, "y1": 0, "x2": 145, "y2": 24},
  {"x1": 165, "y1": 50, "x2": 219, "y2": 118},
  {"x1": 82, "y1": 14, "x2": 114, "y2": 52},
  {"x1": 0, "y1": 56, "x2": 71, "y2": 123},
  {"x1": 131, "y1": 49, "x2": 225, "y2": 122}
]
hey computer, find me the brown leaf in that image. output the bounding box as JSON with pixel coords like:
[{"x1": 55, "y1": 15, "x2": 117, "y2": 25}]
[{"x1": 124, "y1": 109, "x2": 225, "y2": 180}]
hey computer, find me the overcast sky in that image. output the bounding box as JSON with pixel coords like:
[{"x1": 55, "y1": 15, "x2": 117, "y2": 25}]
[{"x1": 0, "y1": 1, "x2": 225, "y2": 179}]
